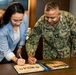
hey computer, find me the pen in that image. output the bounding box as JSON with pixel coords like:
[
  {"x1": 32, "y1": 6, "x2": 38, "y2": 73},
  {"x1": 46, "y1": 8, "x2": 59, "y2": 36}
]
[{"x1": 19, "y1": 53, "x2": 22, "y2": 58}]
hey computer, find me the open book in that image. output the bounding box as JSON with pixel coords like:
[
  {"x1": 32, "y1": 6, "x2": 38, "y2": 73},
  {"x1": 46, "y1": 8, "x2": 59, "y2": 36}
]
[
  {"x1": 13, "y1": 61, "x2": 70, "y2": 74},
  {"x1": 41, "y1": 61, "x2": 70, "y2": 70}
]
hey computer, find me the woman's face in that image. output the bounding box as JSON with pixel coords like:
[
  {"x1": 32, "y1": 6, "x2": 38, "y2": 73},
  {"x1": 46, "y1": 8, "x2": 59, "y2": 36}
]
[{"x1": 10, "y1": 13, "x2": 24, "y2": 27}]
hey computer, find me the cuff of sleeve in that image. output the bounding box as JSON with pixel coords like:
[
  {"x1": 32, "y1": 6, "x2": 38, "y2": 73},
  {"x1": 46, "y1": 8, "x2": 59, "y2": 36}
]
[
  {"x1": 72, "y1": 50, "x2": 76, "y2": 54},
  {"x1": 5, "y1": 52, "x2": 15, "y2": 61},
  {"x1": 19, "y1": 41, "x2": 25, "y2": 46},
  {"x1": 18, "y1": 45, "x2": 22, "y2": 48}
]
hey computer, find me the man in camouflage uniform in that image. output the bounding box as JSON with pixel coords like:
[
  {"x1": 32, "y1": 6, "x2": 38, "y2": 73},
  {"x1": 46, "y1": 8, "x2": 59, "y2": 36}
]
[{"x1": 26, "y1": 1, "x2": 76, "y2": 64}]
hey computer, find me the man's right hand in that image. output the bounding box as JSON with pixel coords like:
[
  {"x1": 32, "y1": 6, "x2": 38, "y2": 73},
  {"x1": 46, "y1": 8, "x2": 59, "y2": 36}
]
[{"x1": 28, "y1": 54, "x2": 37, "y2": 64}]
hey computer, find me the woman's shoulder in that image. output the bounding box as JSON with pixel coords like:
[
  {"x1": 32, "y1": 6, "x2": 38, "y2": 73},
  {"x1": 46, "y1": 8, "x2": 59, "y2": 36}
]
[
  {"x1": 23, "y1": 14, "x2": 28, "y2": 20},
  {"x1": 0, "y1": 23, "x2": 11, "y2": 35},
  {"x1": 21, "y1": 14, "x2": 28, "y2": 27}
]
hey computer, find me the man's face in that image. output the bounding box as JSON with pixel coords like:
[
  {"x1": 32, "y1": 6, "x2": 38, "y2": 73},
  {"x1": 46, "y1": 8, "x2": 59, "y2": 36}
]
[{"x1": 44, "y1": 9, "x2": 60, "y2": 25}]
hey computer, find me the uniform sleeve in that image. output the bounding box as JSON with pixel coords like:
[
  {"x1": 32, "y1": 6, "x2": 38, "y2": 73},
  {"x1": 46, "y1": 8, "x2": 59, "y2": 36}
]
[
  {"x1": 68, "y1": 12, "x2": 76, "y2": 54},
  {"x1": 71, "y1": 18, "x2": 76, "y2": 54},
  {"x1": 26, "y1": 20, "x2": 43, "y2": 57}
]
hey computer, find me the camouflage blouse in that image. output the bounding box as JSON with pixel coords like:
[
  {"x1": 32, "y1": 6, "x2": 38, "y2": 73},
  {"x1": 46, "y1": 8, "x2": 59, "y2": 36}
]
[{"x1": 26, "y1": 11, "x2": 76, "y2": 59}]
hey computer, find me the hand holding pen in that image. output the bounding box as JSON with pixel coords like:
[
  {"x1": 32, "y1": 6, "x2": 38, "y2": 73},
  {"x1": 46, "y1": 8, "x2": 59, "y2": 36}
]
[
  {"x1": 17, "y1": 53, "x2": 25, "y2": 66},
  {"x1": 19, "y1": 53, "x2": 22, "y2": 58},
  {"x1": 28, "y1": 52, "x2": 37, "y2": 64}
]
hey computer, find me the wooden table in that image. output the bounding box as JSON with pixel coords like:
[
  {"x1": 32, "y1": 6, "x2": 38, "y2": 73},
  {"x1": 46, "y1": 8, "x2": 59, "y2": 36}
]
[{"x1": 0, "y1": 58, "x2": 76, "y2": 75}]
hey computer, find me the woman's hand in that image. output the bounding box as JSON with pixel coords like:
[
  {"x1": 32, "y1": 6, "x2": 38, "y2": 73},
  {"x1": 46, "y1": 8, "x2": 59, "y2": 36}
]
[
  {"x1": 17, "y1": 58, "x2": 25, "y2": 66},
  {"x1": 11, "y1": 56, "x2": 26, "y2": 66}
]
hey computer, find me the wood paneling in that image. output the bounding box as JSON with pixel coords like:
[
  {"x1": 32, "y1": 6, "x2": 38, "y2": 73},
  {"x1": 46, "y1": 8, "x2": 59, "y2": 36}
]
[{"x1": 29, "y1": 0, "x2": 36, "y2": 28}]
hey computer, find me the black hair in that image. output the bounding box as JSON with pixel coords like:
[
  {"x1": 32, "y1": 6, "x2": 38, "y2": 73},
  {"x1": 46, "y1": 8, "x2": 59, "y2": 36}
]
[
  {"x1": 0, "y1": 2, "x2": 25, "y2": 28},
  {"x1": 0, "y1": 17, "x2": 4, "y2": 28}
]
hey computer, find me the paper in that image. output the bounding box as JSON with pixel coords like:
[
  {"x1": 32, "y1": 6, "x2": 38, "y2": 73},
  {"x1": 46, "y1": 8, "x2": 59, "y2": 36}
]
[
  {"x1": 13, "y1": 61, "x2": 70, "y2": 74},
  {"x1": 13, "y1": 63, "x2": 44, "y2": 74},
  {"x1": 42, "y1": 61, "x2": 70, "y2": 70}
]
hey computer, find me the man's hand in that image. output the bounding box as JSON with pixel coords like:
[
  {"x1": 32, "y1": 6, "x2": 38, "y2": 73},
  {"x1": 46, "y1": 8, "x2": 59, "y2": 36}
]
[
  {"x1": 28, "y1": 53, "x2": 37, "y2": 64},
  {"x1": 71, "y1": 54, "x2": 76, "y2": 58}
]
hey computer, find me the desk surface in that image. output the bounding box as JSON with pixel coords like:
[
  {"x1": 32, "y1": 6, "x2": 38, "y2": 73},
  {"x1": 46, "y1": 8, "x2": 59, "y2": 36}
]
[{"x1": 0, "y1": 58, "x2": 76, "y2": 75}]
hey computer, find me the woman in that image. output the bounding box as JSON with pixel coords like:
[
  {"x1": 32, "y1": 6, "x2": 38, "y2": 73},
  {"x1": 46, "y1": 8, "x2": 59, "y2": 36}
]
[{"x1": 0, "y1": 2, "x2": 28, "y2": 65}]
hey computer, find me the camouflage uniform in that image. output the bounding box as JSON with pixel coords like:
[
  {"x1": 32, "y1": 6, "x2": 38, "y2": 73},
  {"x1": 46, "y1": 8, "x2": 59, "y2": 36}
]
[{"x1": 26, "y1": 11, "x2": 76, "y2": 59}]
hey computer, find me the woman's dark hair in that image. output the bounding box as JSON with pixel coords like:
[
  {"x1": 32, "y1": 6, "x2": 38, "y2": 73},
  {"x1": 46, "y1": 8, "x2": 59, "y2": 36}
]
[
  {"x1": 0, "y1": 17, "x2": 4, "y2": 28},
  {"x1": 0, "y1": 2, "x2": 25, "y2": 28}
]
